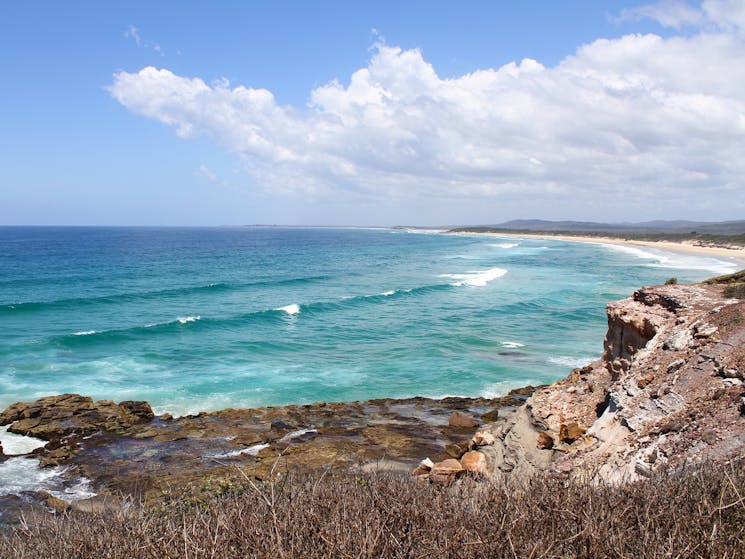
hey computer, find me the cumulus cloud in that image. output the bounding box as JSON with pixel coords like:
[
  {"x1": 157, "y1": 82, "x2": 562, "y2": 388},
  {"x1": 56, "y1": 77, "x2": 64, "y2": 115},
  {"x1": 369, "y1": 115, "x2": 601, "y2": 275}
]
[{"x1": 109, "y1": 7, "x2": 745, "y2": 214}]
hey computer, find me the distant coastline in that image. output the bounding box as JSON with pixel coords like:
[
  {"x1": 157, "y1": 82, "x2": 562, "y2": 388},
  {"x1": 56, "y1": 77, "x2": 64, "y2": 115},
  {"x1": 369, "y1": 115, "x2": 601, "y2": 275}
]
[{"x1": 447, "y1": 229, "x2": 745, "y2": 265}]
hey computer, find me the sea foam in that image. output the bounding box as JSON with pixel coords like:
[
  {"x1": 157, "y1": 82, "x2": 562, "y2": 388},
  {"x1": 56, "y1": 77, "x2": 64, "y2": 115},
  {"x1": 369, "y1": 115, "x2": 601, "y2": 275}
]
[
  {"x1": 440, "y1": 267, "x2": 508, "y2": 287},
  {"x1": 548, "y1": 356, "x2": 596, "y2": 369},
  {"x1": 277, "y1": 303, "x2": 300, "y2": 315},
  {"x1": 600, "y1": 243, "x2": 738, "y2": 275},
  {"x1": 212, "y1": 443, "x2": 270, "y2": 459},
  {"x1": 0, "y1": 426, "x2": 46, "y2": 455},
  {"x1": 0, "y1": 457, "x2": 96, "y2": 501}
]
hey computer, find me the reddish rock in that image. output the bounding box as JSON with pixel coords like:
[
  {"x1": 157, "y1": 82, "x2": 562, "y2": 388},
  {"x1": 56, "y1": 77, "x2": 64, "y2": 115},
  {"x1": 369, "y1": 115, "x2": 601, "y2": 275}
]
[
  {"x1": 444, "y1": 442, "x2": 469, "y2": 459},
  {"x1": 537, "y1": 431, "x2": 554, "y2": 449},
  {"x1": 430, "y1": 459, "x2": 465, "y2": 485},
  {"x1": 637, "y1": 374, "x2": 654, "y2": 389},
  {"x1": 460, "y1": 451, "x2": 488, "y2": 477},
  {"x1": 559, "y1": 422, "x2": 585, "y2": 444},
  {"x1": 449, "y1": 412, "x2": 479, "y2": 429}
]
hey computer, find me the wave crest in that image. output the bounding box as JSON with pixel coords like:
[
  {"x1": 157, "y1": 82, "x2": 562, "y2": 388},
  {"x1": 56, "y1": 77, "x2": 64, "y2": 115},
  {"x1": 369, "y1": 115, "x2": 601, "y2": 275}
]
[{"x1": 440, "y1": 267, "x2": 508, "y2": 287}]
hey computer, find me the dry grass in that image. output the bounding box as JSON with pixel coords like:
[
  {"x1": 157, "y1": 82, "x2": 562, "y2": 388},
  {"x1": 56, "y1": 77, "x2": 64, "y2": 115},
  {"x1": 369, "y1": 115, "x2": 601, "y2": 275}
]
[{"x1": 2, "y1": 461, "x2": 744, "y2": 558}]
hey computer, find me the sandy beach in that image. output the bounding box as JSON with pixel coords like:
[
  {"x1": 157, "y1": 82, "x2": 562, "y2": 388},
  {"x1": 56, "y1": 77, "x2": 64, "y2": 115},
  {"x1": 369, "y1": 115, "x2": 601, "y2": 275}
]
[{"x1": 451, "y1": 231, "x2": 745, "y2": 269}]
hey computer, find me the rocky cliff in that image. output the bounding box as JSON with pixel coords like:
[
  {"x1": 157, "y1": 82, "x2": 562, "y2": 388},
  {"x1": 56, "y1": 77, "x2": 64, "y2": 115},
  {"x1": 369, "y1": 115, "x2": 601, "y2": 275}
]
[{"x1": 463, "y1": 281, "x2": 745, "y2": 483}]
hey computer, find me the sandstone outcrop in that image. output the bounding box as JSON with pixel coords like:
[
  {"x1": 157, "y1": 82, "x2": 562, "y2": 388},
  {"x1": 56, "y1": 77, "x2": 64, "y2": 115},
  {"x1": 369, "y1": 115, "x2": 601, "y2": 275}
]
[
  {"x1": 471, "y1": 281, "x2": 745, "y2": 483},
  {"x1": 0, "y1": 391, "x2": 532, "y2": 508},
  {"x1": 0, "y1": 394, "x2": 154, "y2": 440}
]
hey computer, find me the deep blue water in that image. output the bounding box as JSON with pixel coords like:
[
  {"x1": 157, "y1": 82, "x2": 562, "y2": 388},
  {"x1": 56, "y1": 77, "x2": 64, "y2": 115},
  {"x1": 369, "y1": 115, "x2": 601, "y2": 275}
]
[{"x1": 0, "y1": 226, "x2": 738, "y2": 415}]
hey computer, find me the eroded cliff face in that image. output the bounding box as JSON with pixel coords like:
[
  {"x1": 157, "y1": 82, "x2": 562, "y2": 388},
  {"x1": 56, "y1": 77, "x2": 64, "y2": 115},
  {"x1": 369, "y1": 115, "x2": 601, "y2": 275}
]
[{"x1": 475, "y1": 282, "x2": 745, "y2": 483}]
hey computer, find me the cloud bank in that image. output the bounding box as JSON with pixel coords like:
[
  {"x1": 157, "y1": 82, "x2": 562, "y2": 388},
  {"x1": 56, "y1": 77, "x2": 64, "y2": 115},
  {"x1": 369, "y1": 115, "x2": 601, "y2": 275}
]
[{"x1": 109, "y1": 2, "x2": 745, "y2": 216}]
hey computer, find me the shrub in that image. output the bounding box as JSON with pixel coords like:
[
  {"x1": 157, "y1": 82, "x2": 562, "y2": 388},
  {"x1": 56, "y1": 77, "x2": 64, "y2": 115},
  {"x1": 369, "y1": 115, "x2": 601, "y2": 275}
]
[
  {"x1": 2, "y1": 461, "x2": 743, "y2": 558},
  {"x1": 665, "y1": 277, "x2": 678, "y2": 285}
]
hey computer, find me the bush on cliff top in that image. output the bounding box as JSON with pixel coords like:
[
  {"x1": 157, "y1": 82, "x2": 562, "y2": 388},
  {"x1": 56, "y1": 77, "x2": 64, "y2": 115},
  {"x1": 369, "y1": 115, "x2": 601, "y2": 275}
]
[
  {"x1": 706, "y1": 269, "x2": 745, "y2": 285},
  {"x1": 2, "y1": 461, "x2": 743, "y2": 559}
]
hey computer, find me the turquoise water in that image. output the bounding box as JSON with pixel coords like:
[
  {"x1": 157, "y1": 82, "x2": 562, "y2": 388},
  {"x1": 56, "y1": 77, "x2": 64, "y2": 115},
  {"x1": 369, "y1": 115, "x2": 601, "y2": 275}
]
[{"x1": 0, "y1": 227, "x2": 739, "y2": 415}]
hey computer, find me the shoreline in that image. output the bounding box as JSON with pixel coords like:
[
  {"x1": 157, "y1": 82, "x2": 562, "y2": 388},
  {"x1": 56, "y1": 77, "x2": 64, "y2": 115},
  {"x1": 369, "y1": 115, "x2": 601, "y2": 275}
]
[{"x1": 448, "y1": 230, "x2": 745, "y2": 267}]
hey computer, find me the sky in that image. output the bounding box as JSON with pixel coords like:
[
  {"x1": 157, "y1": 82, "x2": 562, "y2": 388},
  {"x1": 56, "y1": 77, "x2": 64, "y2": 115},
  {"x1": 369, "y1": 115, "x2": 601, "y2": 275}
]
[{"x1": 1, "y1": 1, "x2": 744, "y2": 226}]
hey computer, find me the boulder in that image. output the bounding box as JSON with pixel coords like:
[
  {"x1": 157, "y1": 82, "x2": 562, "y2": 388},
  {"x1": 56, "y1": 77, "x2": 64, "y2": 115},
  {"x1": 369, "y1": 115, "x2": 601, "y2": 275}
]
[
  {"x1": 444, "y1": 442, "x2": 468, "y2": 459},
  {"x1": 449, "y1": 412, "x2": 479, "y2": 429},
  {"x1": 460, "y1": 451, "x2": 488, "y2": 477},
  {"x1": 429, "y1": 459, "x2": 465, "y2": 485},
  {"x1": 536, "y1": 431, "x2": 554, "y2": 449},
  {"x1": 558, "y1": 422, "x2": 585, "y2": 444}
]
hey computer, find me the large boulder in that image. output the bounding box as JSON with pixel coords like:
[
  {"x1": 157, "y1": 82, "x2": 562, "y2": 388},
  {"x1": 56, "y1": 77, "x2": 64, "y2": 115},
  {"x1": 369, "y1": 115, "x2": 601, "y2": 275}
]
[{"x1": 430, "y1": 459, "x2": 465, "y2": 485}]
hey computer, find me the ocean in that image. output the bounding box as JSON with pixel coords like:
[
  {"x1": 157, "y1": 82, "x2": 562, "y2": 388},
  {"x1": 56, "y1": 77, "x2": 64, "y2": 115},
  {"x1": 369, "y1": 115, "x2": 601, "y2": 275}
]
[{"x1": 0, "y1": 226, "x2": 739, "y2": 416}]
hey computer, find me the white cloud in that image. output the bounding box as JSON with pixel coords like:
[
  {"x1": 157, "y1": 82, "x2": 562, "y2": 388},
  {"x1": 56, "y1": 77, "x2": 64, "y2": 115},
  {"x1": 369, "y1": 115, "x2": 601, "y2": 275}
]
[
  {"x1": 617, "y1": 1, "x2": 706, "y2": 29},
  {"x1": 619, "y1": 0, "x2": 745, "y2": 33},
  {"x1": 198, "y1": 164, "x2": 218, "y2": 183},
  {"x1": 123, "y1": 25, "x2": 164, "y2": 56},
  {"x1": 124, "y1": 25, "x2": 142, "y2": 47},
  {"x1": 110, "y1": 6, "x2": 745, "y2": 217}
]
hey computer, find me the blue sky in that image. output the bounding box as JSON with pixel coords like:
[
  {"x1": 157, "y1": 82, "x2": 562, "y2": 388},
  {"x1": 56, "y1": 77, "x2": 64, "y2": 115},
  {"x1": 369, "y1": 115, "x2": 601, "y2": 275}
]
[{"x1": 2, "y1": 1, "x2": 744, "y2": 225}]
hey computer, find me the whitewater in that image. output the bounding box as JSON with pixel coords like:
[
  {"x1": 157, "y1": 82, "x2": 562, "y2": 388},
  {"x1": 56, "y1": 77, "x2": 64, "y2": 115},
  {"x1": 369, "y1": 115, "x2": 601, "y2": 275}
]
[{"x1": 0, "y1": 226, "x2": 739, "y2": 417}]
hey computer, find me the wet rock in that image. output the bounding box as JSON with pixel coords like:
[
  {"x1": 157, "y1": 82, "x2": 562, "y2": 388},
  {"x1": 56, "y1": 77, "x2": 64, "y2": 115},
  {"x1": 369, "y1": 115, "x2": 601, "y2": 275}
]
[
  {"x1": 449, "y1": 412, "x2": 479, "y2": 429},
  {"x1": 480, "y1": 408, "x2": 499, "y2": 422},
  {"x1": 558, "y1": 422, "x2": 585, "y2": 444},
  {"x1": 38, "y1": 492, "x2": 70, "y2": 514},
  {"x1": 430, "y1": 459, "x2": 465, "y2": 485},
  {"x1": 38, "y1": 445, "x2": 76, "y2": 468},
  {"x1": 119, "y1": 401, "x2": 155, "y2": 422},
  {"x1": 460, "y1": 451, "x2": 488, "y2": 477}
]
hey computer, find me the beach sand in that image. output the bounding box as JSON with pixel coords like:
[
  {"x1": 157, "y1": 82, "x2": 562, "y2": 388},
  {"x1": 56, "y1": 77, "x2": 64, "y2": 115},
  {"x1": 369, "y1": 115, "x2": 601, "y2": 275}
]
[{"x1": 452, "y1": 231, "x2": 745, "y2": 268}]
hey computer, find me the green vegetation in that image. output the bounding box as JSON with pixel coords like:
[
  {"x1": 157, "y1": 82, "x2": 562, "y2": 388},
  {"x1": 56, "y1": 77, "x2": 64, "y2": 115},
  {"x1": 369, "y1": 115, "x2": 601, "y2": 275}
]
[
  {"x1": 2, "y1": 462, "x2": 743, "y2": 558},
  {"x1": 706, "y1": 269, "x2": 745, "y2": 285},
  {"x1": 706, "y1": 269, "x2": 745, "y2": 299},
  {"x1": 665, "y1": 277, "x2": 678, "y2": 285},
  {"x1": 724, "y1": 284, "x2": 745, "y2": 299},
  {"x1": 448, "y1": 226, "x2": 745, "y2": 247}
]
